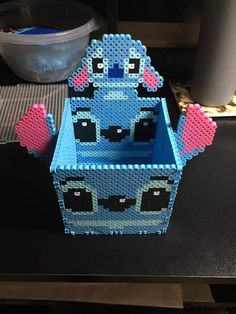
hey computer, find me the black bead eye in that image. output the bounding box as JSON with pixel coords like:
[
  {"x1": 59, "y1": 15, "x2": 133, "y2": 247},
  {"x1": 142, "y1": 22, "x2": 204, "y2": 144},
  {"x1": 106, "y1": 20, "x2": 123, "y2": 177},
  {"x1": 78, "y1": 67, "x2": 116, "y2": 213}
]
[
  {"x1": 128, "y1": 58, "x2": 140, "y2": 74},
  {"x1": 92, "y1": 58, "x2": 104, "y2": 73}
]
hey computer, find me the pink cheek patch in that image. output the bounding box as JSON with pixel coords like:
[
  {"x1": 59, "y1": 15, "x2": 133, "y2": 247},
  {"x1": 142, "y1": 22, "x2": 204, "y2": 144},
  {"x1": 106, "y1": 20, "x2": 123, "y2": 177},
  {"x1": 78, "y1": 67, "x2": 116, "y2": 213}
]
[
  {"x1": 143, "y1": 68, "x2": 159, "y2": 88},
  {"x1": 73, "y1": 67, "x2": 89, "y2": 87}
]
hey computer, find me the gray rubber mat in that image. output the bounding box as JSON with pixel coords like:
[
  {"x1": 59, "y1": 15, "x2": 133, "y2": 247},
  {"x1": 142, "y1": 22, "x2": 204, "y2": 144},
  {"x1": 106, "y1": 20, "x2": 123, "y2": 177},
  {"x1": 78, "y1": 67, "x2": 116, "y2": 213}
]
[{"x1": 0, "y1": 84, "x2": 68, "y2": 143}]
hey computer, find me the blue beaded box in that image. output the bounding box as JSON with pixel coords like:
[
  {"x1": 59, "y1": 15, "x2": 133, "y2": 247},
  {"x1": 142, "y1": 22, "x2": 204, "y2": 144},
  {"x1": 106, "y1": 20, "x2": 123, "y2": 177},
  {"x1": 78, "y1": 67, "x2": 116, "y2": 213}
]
[
  {"x1": 16, "y1": 34, "x2": 216, "y2": 235},
  {"x1": 50, "y1": 98, "x2": 182, "y2": 235}
]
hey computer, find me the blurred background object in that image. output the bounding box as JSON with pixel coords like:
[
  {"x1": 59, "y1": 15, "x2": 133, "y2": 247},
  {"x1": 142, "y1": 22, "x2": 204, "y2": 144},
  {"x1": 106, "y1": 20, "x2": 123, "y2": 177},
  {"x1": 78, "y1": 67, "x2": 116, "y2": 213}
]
[
  {"x1": 191, "y1": 0, "x2": 236, "y2": 107},
  {"x1": 0, "y1": 0, "x2": 101, "y2": 82}
]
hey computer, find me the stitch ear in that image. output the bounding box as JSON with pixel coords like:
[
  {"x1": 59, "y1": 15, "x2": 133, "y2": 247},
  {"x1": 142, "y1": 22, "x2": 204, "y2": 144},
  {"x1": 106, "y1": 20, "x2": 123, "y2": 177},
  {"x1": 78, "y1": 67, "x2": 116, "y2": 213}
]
[
  {"x1": 142, "y1": 66, "x2": 163, "y2": 92},
  {"x1": 68, "y1": 67, "x2": 89, "y2": 92}
]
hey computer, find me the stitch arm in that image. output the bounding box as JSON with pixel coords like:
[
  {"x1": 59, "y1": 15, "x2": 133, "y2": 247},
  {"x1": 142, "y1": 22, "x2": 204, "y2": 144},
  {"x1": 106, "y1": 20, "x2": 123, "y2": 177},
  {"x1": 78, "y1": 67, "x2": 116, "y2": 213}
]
[
  {"x1": 175, "y1": 104, "x2": 217, "y2": 166},
  {"x1": 15, "y1": 104, "x2": 56, "y2": 157}
]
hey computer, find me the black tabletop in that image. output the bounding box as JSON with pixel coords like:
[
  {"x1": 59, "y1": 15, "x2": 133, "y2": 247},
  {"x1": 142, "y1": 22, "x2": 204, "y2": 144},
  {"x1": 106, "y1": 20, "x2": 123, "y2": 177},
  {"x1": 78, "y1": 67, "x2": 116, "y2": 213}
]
[{"x1": 0, "y1": 49, "x2": 236, "y2": 283}]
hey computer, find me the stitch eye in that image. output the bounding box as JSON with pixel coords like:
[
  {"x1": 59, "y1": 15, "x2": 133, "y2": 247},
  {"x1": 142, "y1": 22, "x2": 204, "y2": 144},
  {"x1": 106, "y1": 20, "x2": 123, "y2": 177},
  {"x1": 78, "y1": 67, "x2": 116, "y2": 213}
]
[
  {"x1": 92, "y1": 58, "x2": 104, "y2": 73},
  {"x1": 128, "y1": 58, "x2": 140, "y2": 74}
]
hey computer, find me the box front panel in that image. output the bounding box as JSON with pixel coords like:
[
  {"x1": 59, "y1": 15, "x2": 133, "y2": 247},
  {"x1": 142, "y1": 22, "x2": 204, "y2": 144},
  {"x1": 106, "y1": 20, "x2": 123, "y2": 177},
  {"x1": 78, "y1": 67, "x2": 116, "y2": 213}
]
[{"x1": 53, "y1": 168, "x2": 182, "y2": 235}]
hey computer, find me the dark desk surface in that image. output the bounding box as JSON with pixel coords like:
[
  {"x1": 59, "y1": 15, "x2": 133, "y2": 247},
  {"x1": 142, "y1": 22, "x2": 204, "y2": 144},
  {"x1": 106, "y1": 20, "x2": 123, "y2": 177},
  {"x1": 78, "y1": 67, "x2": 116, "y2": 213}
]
[{"x1": 0, "y1": 49, "x2": 236, "y2": 283}]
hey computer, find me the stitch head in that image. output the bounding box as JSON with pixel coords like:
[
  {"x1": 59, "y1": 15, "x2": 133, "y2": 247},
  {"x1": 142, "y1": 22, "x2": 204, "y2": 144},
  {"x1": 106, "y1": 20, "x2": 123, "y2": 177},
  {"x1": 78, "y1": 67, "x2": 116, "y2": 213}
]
[{"x1": 68, "y1": 34, "x2": 164, "y2": 92}]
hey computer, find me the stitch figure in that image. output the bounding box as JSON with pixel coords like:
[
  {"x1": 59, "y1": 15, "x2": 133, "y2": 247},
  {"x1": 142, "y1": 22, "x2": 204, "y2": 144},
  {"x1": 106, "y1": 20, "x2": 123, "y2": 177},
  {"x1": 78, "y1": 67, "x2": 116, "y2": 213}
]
[
  {"x1": 68, "y1": 34, "x2": 163, "y2": 163},
  {"x1": 15, "y1": 34, "x2": 217, "y2": 235}
]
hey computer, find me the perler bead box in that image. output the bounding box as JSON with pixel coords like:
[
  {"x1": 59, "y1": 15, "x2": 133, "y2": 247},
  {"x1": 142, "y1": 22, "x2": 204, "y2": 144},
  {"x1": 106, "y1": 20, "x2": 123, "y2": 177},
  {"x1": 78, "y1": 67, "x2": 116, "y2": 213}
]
[{"x1": 16, "y1": 34, "x2": 217, "y2": 235}]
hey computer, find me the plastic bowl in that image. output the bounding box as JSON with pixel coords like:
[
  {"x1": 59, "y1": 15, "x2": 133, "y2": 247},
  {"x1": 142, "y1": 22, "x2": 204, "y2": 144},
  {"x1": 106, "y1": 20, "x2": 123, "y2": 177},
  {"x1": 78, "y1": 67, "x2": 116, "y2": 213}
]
[{"x1": 0, "y1": 0, "x2": 100, "y2": 82}]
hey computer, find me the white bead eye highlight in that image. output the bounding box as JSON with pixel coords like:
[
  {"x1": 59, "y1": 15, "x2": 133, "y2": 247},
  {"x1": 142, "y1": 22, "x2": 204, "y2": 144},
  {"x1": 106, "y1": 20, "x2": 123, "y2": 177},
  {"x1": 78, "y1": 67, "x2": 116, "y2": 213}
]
[
  {"x1": 128, "y1": 58, "x2": 140, "y2": 74},
  {"x1": 128, "y1": 63, "x2": 135, "y2": 69},
  {"x1": 119, "y1": 198, "x2": 126, "y2": 203}
]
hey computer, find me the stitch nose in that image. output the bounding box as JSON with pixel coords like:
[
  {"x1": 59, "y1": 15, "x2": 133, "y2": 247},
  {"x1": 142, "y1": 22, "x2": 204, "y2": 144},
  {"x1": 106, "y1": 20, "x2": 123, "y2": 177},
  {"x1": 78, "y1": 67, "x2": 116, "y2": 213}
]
[
  {"x1": 108, "y1": 63, "x2": 124, "y2": 78},
  {"x1": 101, "y1": 126, "x2": 130, "y2": 142}
]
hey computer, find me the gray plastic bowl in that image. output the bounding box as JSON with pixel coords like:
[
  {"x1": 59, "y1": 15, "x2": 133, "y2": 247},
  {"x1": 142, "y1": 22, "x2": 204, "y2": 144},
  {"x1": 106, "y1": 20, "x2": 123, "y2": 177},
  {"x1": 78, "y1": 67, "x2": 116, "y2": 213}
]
[{"x1": 0, "y1": 0, "x2": 100, "y2": 82}]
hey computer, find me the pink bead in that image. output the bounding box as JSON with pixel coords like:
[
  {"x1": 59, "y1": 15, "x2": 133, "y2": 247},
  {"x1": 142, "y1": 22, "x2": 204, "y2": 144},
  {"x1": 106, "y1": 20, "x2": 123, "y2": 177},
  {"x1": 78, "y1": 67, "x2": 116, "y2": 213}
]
[
  {"x1": 73, "y1": 67, "x2": 88, "y2": 87},
  {"x1": 143, "y1": 68, "x2": 158, "y2": 88}
]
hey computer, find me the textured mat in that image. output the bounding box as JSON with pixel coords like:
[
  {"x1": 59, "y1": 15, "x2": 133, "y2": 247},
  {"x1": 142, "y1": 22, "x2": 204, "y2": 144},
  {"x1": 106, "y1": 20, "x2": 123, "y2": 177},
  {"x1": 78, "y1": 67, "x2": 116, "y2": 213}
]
[{"x1": 0, "y1": 84, "x2": 68, "y2": 143}]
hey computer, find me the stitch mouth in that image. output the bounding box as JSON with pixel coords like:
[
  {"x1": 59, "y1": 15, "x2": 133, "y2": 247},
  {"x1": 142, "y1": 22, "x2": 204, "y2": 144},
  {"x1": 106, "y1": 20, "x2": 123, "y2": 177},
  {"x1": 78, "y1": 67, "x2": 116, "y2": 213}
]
[{"x1": 101, "y1": 126, "x2": 130, "y2": 142}]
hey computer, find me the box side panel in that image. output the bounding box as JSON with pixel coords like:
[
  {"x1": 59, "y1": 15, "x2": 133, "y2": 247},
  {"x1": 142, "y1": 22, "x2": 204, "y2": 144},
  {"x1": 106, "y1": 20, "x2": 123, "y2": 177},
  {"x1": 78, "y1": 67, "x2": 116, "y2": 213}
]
[
  {"x1": 70, "y1": 95, "x2": 161, "y2": 165},
  {"x1": 50, "y1": 98, "x2": 77, "y2": 171},
  {"x1": 153, "y1": 98, "x2": 182, "y2": 170},
  {"x1": 161, "y1": 98, "x2": 183, "y2": 170},
  {"x1": 53, "y1": 168, "x2": 182, "y2": 235}
]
